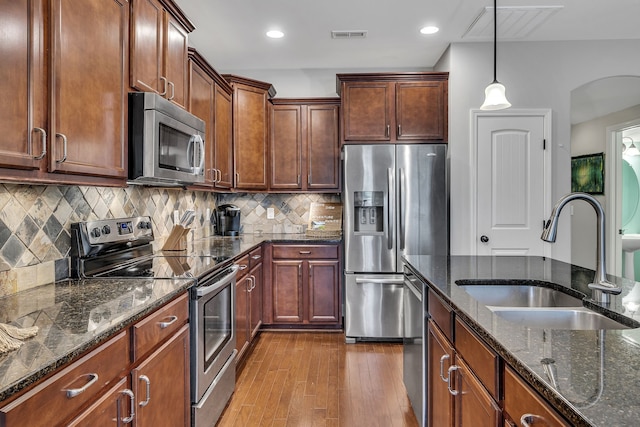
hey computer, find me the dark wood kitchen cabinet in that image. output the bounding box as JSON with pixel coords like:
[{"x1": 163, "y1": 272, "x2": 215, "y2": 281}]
[
  {"x1": 223, "y1": 75, "x2": 276, "y2": 191},
  {"x1": 336, "y1": 73, "x2": 448, "y2": 144},
  {"x1": 0, "y1": 0, "x2": 128, "y2": 185},
  {"x1": 427, "y1": 290, "x2": 501, "y2": 427},
  {"x1": 267, "y1": 244, "x2": 341, "y2": 328},
  {"x1": 130, "y1": 0, "x2": 194, "y2": 110},
  {"x1": 270, "y1": 99, "x2": 340, "y2": 191},
  {"x1": 0, "y1": 292, "x2": 190, "y2": 427},
  {"x1": 188, "y1": 48, "x2": 234, "y2": 189},
  {"x1": 235, "y1": 249, "x2": 263, "y2": 366}
]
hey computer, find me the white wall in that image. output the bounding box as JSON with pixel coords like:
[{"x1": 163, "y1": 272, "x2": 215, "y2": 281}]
[{"x1": 436, "y1": 39, "x2": 640, "y2": 260}]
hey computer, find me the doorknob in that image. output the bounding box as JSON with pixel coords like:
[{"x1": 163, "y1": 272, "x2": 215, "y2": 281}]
[{"x1": 480, "y1": 235, "x2": 489, "y2": 243}]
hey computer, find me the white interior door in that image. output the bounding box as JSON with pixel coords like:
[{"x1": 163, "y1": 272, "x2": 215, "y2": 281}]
[{"x1": 474, "y1": 111, "x2": 551, "y2": 256}]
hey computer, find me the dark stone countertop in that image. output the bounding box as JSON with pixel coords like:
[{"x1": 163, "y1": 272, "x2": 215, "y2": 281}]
[
  {"x1": 403, "y1": 255, "x2": 640, "y2": 427},
  {"x1": 0, "y1": 233, "x2": 341, "y2": 403}
]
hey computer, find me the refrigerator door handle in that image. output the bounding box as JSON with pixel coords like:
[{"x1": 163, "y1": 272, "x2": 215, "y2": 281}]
[
  {"x1": 387, "y1": 167, "x2": 394, "y2": 250},
  {"x1": 355, "y1": 277, "x2": 404, "y2": 285},
  {"x1": 399, "y1": 167, "x2": 406, "y2": 250}
]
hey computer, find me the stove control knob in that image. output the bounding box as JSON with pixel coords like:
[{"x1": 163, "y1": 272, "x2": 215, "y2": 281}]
[
  {"x1": 102, "y1": 225, "x2": 111, "y2": 235},
  {"x1": 91, "y1": 227, "x2": 101, "y2": 238}
]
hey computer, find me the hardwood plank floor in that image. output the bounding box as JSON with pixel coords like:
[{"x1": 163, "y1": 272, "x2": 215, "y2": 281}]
[{"x1": 217, "y1": 331, "x2": 419, "y2": 427}]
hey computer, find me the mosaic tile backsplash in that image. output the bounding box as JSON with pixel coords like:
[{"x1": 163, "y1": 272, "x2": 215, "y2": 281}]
[{"x1": 0, "y1": 183, "x2": 340, "y2": 296}]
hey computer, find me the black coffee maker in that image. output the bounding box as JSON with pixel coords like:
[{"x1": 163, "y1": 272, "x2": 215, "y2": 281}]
[{"x1": 214, "y1": 204, "x2": 241, "y2": 236}]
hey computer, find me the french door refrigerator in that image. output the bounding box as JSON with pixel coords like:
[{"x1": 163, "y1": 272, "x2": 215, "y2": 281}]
[{"x1": 343, "y1": 144, "x2": 447, "y2": 343}]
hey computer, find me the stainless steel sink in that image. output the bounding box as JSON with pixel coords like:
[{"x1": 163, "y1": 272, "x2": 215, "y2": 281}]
[
  {"x1": 489, "y1": 307, "x2": 631, "y2": 330},
  {"x1": 458, "y1": 284, "x2": 583, "y2": 308}
]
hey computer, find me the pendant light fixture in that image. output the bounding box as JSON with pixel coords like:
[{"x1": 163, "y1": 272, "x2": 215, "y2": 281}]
[
  {"x1": 624, "y1": 137, "x2": 640, "y2": 156},
  {"x1": 480, "y1": 0, "x2": 511, "y2": 110}
]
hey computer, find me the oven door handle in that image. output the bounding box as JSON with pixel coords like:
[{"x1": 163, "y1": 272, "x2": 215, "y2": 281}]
[{"x1": 196, "y1": 264, "x2": 239, "y2": 298}]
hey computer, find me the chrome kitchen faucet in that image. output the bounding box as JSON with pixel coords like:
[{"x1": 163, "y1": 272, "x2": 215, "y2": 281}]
[{"x1": 541, "y1": 192, "x2": 622, "y2": 304}]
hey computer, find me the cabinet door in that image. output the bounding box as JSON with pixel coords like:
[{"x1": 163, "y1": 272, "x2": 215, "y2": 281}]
[
  {"x1": 342, "y1": 82, "x2": 392, "y2": 142},
  {"x1": 454, "y1": 357, "x2": 501, "y2": 427},
  {"x1": 132, "y1": 325, "x2": 190, "y2": 427},
  {"x1": 67, "y1": 377, "x2": 133, "y2": 427},
  {"x1": 249, "y1": 262, "x2": 263, "y2": 338},
  {"x1": 427, "y1": 320, "x2": 454, "y2": 427},
  {"x1": 0, "y1": 0, "x2": 46, "y2": 170},
  {"x1": 163, "y1": 12, "x2": 188, "y2": 109},
  {"x1": 272, "y1": 260, "x2": 304, "y2": 323},
  {"x1": 307, "y1": 104, "x2": 340, "y2": 190},
  {"x1": 396, "y1": 81, "x2": 446, "y2": 141},
  {"x1": 49, "y1": 0, "x2": 127, "y2": 178},
  {"x1": 214, "y1": 84, "x2": 233, "y2": 189},
  {"x1": 130, "y1": 0, "x2": 163, "y2": 94},
  {"x1": 235, "y1": 275, "x2": 250, "y2": 357},
  {"x1": 270, "y1": 105, "x2": 302, "y2": 190},
  {"x1": 307, "y1": 260, "x2": 340, "y2": 323},
  {"x1": 233, "y1": 84, "x2": 268, "y2": 189},
  {"x1": 188, "y1": 60, "x2": 215, "y2": 186}
]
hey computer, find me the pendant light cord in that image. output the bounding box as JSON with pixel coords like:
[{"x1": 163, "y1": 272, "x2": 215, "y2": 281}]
[{"x1": 493, "y1": 0, "x2": 497, "y2": 83}]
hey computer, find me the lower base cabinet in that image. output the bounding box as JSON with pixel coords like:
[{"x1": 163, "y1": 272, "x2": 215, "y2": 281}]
[
  {"x1": 0, "y1": 292, "x2": 190, "y2": 427},
  {"x1": 268, "y1": 244, "x2": 341, "y2": 327}
]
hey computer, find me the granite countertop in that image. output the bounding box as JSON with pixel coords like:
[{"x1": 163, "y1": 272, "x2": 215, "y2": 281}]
[
  {"x1": 403, "y1": 255, "x2": 640, "y2": 427},
  {"x1": 0, "y1": 233, "x2": 341, "y2": 403}
]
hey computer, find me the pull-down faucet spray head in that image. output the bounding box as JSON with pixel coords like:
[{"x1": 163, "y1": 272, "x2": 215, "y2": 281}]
[{"x1": 541, "y1": 192, "x2": 622, "y2": 304}]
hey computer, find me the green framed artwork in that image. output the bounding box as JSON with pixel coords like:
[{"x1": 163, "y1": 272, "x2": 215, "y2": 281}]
[{"x1": 571, "y1": 153, "x2": 604, "y2": 194}]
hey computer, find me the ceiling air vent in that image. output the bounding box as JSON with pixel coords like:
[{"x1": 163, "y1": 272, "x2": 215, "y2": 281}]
[
  {"x1": 331, "y1": 30, "x2": 368, "y2": 39},
  {"x1": 463, "y1": 6, "x2": 563, "y2": 39}
]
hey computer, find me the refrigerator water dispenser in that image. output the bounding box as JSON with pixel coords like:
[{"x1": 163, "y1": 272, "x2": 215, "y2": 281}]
[{"x1": 353, "y1": 191, "x2": 384, "y2": 233}]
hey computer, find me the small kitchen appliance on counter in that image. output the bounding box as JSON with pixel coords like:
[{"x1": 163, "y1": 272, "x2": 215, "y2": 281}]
[{"x1": 214, "y1": 204, "x2": 241, "y2": 236}]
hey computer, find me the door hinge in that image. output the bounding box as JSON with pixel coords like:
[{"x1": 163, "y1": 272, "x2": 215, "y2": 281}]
[{"x1": 543, "y1": 139, "x2": 546, "y2": 150}]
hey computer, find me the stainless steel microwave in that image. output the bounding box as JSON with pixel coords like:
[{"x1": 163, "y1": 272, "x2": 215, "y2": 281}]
[{"x1": 128, "y1": 92, "x2": 206, "y2": 186}]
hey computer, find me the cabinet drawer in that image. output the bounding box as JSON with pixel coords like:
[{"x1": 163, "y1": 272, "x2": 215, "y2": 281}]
[
  {"x1": 132, "y1": 292, "x2": 188, "y2": 362},
  {"x1": 249, "y1": 246, "x2": 263, "y2": 268},
  {"x1": 428, "y1": 289, "x2": 453, "y2": 342},
  {"x1": 236, "y1": 254, "x2": 250, "y2": 278},
  {"x1": 504, "y1": 366, "x2": 570, "y2": 427},
  {"x1": 0, "y1": 330, "x2": 129, "y2": 427},
  {"x1": 272, "y1": 244, "x2": 338, "y2": 259},
  {"x1": 455, "y1": 317, "x2": 499, "y2": 399}
]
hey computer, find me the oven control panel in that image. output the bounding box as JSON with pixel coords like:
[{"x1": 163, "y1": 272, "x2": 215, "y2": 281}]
[{"x1": 82, "y1": 216, "x2": 154, "y2": 245}]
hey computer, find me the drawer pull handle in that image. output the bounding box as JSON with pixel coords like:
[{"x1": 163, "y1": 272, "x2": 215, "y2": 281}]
[
  {"x1": 159, "y1": 315, "x2": 178, "y2": 329},
  {"x1": 520, "y1": 414, "x2": 549, "y2": 427},
  {"x1": 121, "y1": 389, "x2": 135, "y2": 423},
  {"x1": 139, "y1": 375, "x2": 151, "y2": 407},
  {"x1": 251, "y1": 255, "x2": 261, "y2": 260},
  {"x1": 299, "y1": 251, "x2": 312, "y2": 254},
  {"x1": 64, "y1": 373, "x2": 99, "y2": 398},
  {"x1": 239, "y1": 264, "x2": 248, "y2": 270},
  {"x1": 33, "y1": 127, "x2": 47, "y2": 160},
  {"x1": 439, "y1": 354, "x2": 450, "y2": 382},
  {"x1": 447, "y1": 365, "x2": 459, "y2": 396}
]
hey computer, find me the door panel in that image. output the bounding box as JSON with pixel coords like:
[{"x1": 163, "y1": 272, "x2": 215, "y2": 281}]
[
  {"x1": 343, "y1": 144, "x2": 396, "y2": 273},
  {"x1": 477, "y1": 115, "x2": 547, "y2": 256}
]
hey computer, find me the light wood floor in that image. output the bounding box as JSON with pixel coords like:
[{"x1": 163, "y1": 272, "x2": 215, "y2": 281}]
[{"x1": 217, "y1": 331, "x2": 419, "y2": 427}]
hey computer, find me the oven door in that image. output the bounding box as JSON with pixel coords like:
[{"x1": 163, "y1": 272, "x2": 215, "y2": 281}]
[{"x1": 191, "y1": 264, "x2": 238, "y2": 403}]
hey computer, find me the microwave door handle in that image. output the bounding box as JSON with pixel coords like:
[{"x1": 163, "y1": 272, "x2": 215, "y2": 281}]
[{"x1": 194, "y1": 135, "x2": 205, "y2": 174}]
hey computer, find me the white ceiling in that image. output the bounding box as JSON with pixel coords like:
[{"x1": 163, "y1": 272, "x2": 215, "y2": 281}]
[{"x1": 177, "y1": 0, "x2": 640, "y2": 72}]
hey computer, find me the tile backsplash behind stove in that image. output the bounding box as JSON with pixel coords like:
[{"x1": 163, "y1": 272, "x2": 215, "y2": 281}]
[{"x1": 0, "y1": 183, "x2": 340, "y2": 297}]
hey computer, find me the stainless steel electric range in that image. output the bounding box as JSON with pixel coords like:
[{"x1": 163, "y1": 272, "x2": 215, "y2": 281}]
[{"x1": 70, "y1": 216, "x2": 238, "y2": 427}]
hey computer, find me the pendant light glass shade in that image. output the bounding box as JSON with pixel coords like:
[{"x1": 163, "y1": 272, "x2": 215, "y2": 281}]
[
  {"x1": 480, "y1": 81, "x2": 511, "y2": 110},
  {"x1": 480, "y1": 0, "x2": 511, "y2": 111}
]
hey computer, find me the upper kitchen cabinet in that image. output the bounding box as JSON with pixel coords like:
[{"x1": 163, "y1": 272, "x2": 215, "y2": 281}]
[
  {"x1": 130, "y1": 0, "x2": 194, "y2": 110},
  {"x1": 336, "y1": 72, "x2": 448, "y2": 144},
  {"x1": 0, "y1": 0, "x2": 128, "y2": 185},
  {"x1": 187, "y1": 48, "x2": 233, "y2": 190},
  {"x1": 223, "y1": 75, "x2": 276, "y2": 191},
  {"x1": 270, "y1": 99, "x2": 340, "y2": 192}
]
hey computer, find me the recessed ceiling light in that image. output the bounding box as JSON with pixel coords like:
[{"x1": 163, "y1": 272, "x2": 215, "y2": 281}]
[
  {"x1": 420, "y1": 26, "x2": 439, "y2": 35},
  {"x1": 266, "y1": 30, "x2": 284, "y2": 39}
]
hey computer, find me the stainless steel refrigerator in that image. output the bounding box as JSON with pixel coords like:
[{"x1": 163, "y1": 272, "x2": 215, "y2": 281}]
[{"x1": 343, "y1": 144, "x2": 447, "y2": 342}]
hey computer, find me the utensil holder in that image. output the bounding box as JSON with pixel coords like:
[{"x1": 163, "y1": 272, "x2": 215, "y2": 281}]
[{"x1": 162, "y1": 225, "x2": 190, "y2": 251}]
